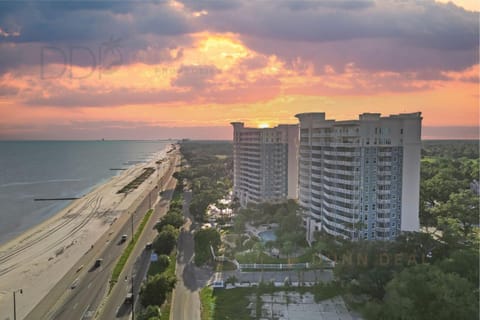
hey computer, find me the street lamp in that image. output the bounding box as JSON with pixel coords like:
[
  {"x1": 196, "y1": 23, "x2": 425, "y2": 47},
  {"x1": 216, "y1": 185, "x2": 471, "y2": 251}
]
[
  {"x1": 131, "y1": 268, "x2": 135, "y2": 320},
  {"x1": 131, "y1": 211, "x2": 135, "y2": 241},
  {"x1": 13, "y1": 289, "x2": 22, "y2": 320}
]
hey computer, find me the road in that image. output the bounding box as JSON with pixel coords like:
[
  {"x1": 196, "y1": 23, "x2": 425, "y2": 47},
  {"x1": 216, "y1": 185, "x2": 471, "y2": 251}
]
[
  {"x1": 24, "y1": 152, "x2": 179, "y2": 320},
  {"x1": 98, "y1": 158, "x2": 180, "y2": 320},
  {"x1": 170, "y1": 190, "x2": 211, "y2": 320}
]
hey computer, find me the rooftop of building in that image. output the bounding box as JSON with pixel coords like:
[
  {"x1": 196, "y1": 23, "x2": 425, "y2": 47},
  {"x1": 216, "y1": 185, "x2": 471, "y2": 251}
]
[
  {"x1": 295, "y1": 112, "x2": 422, "y2": 124},
  {"x1": 231, "y1": 122, "x2": 299, "y2": 130}
]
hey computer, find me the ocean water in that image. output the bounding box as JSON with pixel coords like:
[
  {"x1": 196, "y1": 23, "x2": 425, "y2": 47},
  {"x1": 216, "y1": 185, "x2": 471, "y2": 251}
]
[{"x1": 0, "y1": 140, "x2": 171, "y2": 245}]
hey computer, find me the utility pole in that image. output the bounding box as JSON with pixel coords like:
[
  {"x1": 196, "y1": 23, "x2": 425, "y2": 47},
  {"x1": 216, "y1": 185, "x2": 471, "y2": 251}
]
[
  {"x1": 131, "y1": 268, "x2": 135, "y2": 320},
  {"x1": 131, "y1": 212, "x2": 134, "y2": 239},
  {"x1": 13, "y1": 289, "x2": 22, "y2": 320}
]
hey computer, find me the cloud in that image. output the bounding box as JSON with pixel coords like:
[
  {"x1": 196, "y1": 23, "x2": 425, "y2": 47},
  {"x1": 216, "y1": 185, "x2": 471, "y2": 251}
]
[
  {"x1": 171, "y1": 64, "x2": 220, "y2": 89},
  {"x1": 283, "y1": 0, "x2": 375, "y2": 11},
  {"x1": 24, "y1": 88, "x2": 192, "y2": 107},
  {"x1": 0, "y1": 121, "x2": 233, "y2": 140},
  {"x1": 0, "y1": 0, "x2": 477, "y2": 77},
  {"x1": 0, "y1": 85, "x2": 18, "y2": 96},
  {"x1": 194, "y1": 0, "x2": 478, "y2": 73},
  {"x1": 195, "y1": 0, "x2": 478, "y2": 49},
  {"x1": 179, "y1": 0, "x2": 243, "y2": 12}
]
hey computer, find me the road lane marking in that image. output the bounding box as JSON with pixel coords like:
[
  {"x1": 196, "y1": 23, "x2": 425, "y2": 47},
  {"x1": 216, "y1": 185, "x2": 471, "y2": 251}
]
[{"x1": 81, "y1": 304, "x2": 90, "y2": 319}]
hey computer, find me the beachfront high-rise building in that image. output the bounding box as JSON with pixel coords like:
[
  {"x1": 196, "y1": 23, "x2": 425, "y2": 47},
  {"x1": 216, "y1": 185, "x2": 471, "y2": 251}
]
[
  {"x1": 231, "y1": 122, "x2": 299, "y2": 207},
  {"x1": 296, "y1": 112, "x2": 422, "y2": 242}
]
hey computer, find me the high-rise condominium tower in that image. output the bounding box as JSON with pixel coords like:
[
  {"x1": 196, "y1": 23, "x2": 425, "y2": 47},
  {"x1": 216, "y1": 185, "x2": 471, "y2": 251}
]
[
  {"x1": 296, "y1": 112, "x2": 422, "y2": 242},
  {"x1": 231, "y1": 122, "x2": 299, "y2": 207}
]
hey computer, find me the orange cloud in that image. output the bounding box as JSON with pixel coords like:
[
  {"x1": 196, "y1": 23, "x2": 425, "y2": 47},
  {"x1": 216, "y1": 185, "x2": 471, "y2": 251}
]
[{"x1": 1, "y1": 32, "x2": 478, "y2": 140}]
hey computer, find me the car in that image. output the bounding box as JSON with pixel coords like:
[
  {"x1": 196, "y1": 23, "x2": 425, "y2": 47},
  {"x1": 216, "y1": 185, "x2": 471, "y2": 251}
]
[
  {"x1": 71, "y1": 278, "x2": 79, "y2": 289},
  {"x1": 124, "y1": 292, "x2": 133, "y2": 305},
  {"x1": 145, "y1": 242, "x2": 153, "y2": 250},
  {"x1": 121, "y1": 234, "x2": 128, "y2": 242},
  {"x1": 94, "y1": 259, "x2": 103, "y2": 268}
]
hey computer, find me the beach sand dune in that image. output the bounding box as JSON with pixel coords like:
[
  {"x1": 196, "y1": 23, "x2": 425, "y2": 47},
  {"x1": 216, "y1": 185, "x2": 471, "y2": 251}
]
[{"x1": 0, "y1": 146, "x2": 175, "y2": 319}]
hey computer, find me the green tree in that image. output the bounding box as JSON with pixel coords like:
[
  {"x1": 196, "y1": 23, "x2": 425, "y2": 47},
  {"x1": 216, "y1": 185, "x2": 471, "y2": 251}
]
[
  {"x1": 433, "y1": 190, "x2": 479, "y2": 240},
  {"x1": 233, "y1": 214, "x2": 247, "y2": 234},
  {"x1": 382, "y1": 264, "x2": 478, "y2": 320},
  {"x1": 154, "y1": 254, "x2": 170, "y2": 274},
  {"x1": 156, "y1": 211, "x2": 184, "y2": 231},
  {"x1": 333, "y1": 240, "x2": 397, "y2": 299},
  {"x1": 153, "y1": 225, "x2": 178, "y2": 255},
  {"x1": 138, "y1": 305, "x2": 162, "y2": 320},
  {"x1": 194, "y1": 228, "x2": 221, "y2": 266},
  {"x1": 140, "y1": 273, "x2": 176, "y2": 307},
  {"x1": 281, "y1": 240, "x2": 294, "y2": 262},
  {"x1": 231, "y1": 197, "x2": 241, "y2": 213},
  {"x1": 436, "y1": 248, "x2": 479, "y2": 284}
]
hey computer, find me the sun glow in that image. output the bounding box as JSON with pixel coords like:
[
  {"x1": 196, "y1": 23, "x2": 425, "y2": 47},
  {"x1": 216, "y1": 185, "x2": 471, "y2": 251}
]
[{"x1": 258, "y1": 123, "x2": 270, "y2": 128}]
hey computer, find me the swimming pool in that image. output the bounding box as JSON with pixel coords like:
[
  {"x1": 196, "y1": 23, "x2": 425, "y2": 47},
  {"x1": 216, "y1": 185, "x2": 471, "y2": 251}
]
[{"x1": 258, "y1": 230, "x2": 277, "y2": 242}]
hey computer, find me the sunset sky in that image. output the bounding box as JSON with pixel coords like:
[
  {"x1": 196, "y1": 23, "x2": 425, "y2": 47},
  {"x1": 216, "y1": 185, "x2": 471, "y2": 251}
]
[{"x1": 0, "y1": 0, "x2": 478, "y2": 140}]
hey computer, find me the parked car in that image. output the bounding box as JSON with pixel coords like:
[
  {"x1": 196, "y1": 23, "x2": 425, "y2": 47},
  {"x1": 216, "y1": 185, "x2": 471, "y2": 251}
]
[
  {"x1": 121, "y1": 234, "x2": 128, "y2": 242},
  {"x1": 145, "y1": 242, "x2": 153, "y2": 250}
]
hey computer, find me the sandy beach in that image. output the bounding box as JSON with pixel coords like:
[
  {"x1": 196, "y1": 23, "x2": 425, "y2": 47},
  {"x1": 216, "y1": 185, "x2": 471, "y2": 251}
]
[{"x1": 0, "y1": 144, "x2": 176, "y2": 319}]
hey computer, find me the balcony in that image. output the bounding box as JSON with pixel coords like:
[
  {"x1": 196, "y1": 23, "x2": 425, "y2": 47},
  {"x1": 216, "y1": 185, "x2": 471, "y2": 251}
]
[
  {"x1": 323, "y1": 184, "x2": 357, "y2": 195},
  {"x1": 323, "y1": 158, "x2": 359, "y2": 166},
  {"x1": 323, "y1": 167, "x2": 355, "y2": 176},
  {"x1": 323, "y1": 150, "x2": 360, "y2": 157}
]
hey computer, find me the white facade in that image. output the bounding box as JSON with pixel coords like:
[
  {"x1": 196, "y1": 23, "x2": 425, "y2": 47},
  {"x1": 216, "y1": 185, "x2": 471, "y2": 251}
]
[
  {"x1": 231, "y1": 122, "x2": 299, "y2": 207},
  {"x1": 295, "y1": 112, "x2": 422, "y2": 242}
]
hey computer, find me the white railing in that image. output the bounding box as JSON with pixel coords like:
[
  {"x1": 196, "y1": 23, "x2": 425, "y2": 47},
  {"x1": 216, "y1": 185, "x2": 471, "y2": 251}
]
[{"x1": 238, "y1": 262, "x2": 326, "y2": 270}]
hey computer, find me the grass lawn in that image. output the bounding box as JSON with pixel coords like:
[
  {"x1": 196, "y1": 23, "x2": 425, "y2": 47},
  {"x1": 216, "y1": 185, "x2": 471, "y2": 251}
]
[
  {"x1": 214, "y1": 261, "x2": 237, "y2": 272},
  {"x1": 110, "y1": 208, "x2": 154, "y2": 291},
  {"x1": 421, "y1": 157, "x2": 438, "y2": 163},
  {"x1": 211, "y1": 288, "x2": 252, "y2": 320},
  {"x1": 209, "y1": 283, "x2": 345, "y2": 320},
  {"x1": 159, "y1": 292, "x2": 172, "y2": 320},
  {"x1": 200, "y1": 287, "x2": 215, "y2": 320},
  {"x1": 235, "y1": 250, "x2": 316, "y2": 264}
]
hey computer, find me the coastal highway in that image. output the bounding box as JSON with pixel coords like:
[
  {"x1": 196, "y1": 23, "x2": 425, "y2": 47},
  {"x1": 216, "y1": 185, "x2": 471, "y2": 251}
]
[
  {"x1": 98, "y1": 164, "x2": 180, "y2": 320},
  {"x1": 24, "y1": 152, "x2": 179, "y2": 320}
]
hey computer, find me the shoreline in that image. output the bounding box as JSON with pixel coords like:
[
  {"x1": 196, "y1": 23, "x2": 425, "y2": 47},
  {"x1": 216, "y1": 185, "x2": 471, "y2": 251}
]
[
  {"x1": 0, "y1": 147, "x2": 168, "y2": 252},
  {"x1": 0, "y1": 144, "x2": 176, "y2": 319}
]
